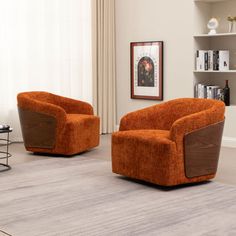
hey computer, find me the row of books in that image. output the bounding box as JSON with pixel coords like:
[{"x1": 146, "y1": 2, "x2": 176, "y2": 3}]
[
  {"x1": 196, "y1": 50, "x2": 229, "y2": 71},
  {"x1": 195, "y1": 83, "x2": 223, "y2": 100}
]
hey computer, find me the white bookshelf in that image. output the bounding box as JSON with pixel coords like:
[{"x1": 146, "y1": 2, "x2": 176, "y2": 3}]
[
  {"x1": 194, "y1": 70, "x2": 236, "y2": 73},
  {"x1": 193, "y1": 0, "x2": 236, "y2": 106}
]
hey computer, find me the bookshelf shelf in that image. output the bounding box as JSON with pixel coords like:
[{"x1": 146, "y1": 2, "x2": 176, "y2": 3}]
[
  {"x1": 194, "y1": 0, "x2": 232, "y2": 3},
  {"x1": 226, "y1": 105, "x2": 236, "y2": 110},
  {"x1": 193, "y1": 70, "x2": 236, "y2": 73},
  {"x1": 194, "y1": 33, "x2": 236, "y2": 38}
]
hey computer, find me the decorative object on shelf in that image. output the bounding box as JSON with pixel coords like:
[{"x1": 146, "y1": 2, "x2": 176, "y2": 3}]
[
  {"x1": 227, "y1": 16, "x2": 235, "y2": 33},
  {"x1": 0, "y1": 124, "x2": 10, "y2": 131},
  {"x1": 223, "y1": 80, "x2": 230, "y2": 106},
  {"x1": 207, "y1": 18, "x2": 219, "y2": 35},
  {"x1": 130, "y1": 41, "x2": 163, "y2": 100}
]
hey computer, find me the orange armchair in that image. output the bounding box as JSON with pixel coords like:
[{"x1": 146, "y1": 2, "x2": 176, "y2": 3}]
[
  {"x1": 17, "y1": 91, "x2": 100, "y2": 156},
  {"x1": 112, "y1": 98, "x2": 225, "y2": 186}
]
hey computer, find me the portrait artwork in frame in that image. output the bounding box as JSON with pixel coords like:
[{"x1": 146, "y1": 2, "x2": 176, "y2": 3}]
[{"x1": 131, "y1": 41, "x2": 163, "y2": 100}]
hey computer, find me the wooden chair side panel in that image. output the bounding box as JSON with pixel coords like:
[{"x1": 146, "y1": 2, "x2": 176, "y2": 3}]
[
  {"x1": 184, "y1": 120, "x2": 225, "y2": 178},
  {"x1": 18, "y1": 107, "x2": 57, "y2": 149}
]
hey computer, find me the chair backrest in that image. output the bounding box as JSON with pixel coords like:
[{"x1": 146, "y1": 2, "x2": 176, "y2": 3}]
[
  {"x1": 159, "y1": 98, "x2": 224, "y2": 130},
  {"x1": 17, "y1": 91, "x2": 54, "y2": 105}
]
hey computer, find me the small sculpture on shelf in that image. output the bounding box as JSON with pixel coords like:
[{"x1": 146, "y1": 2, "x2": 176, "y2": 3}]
[{"x1": 207, "y1": 18, "x2": 219, "y2": 35}]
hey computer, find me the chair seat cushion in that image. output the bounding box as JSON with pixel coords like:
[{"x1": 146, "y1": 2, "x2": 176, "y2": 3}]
[
  {"x1": 112, "y1": 129, "x2": 177, "y2": 186},
  {"x1": 66, "y1": 114, "x2": 98, "y2": 126},
  {"x1": 113, "y1": 129, "x2": 171, "y2": 142}
]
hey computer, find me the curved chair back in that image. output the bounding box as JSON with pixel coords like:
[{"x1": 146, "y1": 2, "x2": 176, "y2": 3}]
[{"x1": 157, "y1": 98, "x2": 224, "y2": 130}]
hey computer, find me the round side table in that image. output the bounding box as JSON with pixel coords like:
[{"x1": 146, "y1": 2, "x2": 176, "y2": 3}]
[{"x1": 0, "y1": 128, "x2": 12, "y2": 172}]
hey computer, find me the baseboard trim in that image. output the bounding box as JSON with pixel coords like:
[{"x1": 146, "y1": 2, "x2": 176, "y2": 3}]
[{"x1": 222, "y1": 136, "x2": 236, "y2": 148}]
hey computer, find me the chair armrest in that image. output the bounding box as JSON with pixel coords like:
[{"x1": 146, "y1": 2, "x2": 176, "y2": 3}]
[
  {"x1": 119, "y1": 103, "x2": 173, "y2": 131},
  {"x1": 52, "y1": 94, "x2": 93, "y2": 115},
  {"x1": 170, "y1": 106, "x2": 225, "y2": 153}
]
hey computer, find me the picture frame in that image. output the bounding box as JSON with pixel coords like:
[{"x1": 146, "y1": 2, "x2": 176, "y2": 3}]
[{"x1": 130, "y1": 41, "x2": 163, "y2": 100}]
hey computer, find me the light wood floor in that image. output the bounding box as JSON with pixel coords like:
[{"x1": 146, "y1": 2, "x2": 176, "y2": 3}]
[
  {"x1": 3, "y1": 134, "x2": 236, "y2": 186},
  {"x1": 1, "y1": 150, "x2": 236, "y2": 235}
]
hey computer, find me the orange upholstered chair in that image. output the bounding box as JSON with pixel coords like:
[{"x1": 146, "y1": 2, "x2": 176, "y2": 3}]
[
  {"x1": 17, "y1": 91, "x2": 100, "y2": 156},
  {"x1": 112, "y1": 98, "x2": 225, "y2": 186}
]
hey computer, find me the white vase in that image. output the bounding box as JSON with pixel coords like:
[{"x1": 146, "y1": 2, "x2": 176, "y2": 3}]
[
  {"x1": 233, "y1": 22, "x2": 236, "y2": 32},
  {"x1": 228, "y1": 21, "x2": 234, "y2": 33}
]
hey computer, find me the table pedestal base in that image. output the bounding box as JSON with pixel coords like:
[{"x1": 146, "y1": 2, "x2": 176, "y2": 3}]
[{"x1": 0, "y1": 163, "x2": 11, "y2": 172}]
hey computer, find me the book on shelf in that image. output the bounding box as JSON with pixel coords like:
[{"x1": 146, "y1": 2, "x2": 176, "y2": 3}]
[
  {"x1": 213, "y1": 50, "x2": 219, "y2": 71},
  {"x1": 196, "y1": 50, "x2": 229, "y2": 71},
  {"x1": 219, "y1": 50, "x2": 229, "y2": 71},
  {"x1": 195, "y1": 84, "x2": 206, "y2": 98},
  {"x1": 196, "y1": 50, "x2": 206, "y2": 71},
  {"x1": 195, "y1": 83, "x2": 221, "y2": 100},
  {"x1": 206, "y1": 85, "x2": 220, "y2": 99},
  {"x1": 195, "y1": 82, "x2": 230, "y2": 106},
  {"x1": 208, "y1": 50, "x2": 213, "y2": 71}
]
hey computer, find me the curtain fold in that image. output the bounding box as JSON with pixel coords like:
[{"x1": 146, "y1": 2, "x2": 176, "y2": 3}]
[
  {"x1": 92, "y1": 0, "x2": 116, "y2": 134},
  {"x1": 0, "y1": 0, "x2": 92, "y2": 141}
]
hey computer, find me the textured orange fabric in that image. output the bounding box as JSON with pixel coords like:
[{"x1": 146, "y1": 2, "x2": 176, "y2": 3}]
[
  {"x1": 112, "y1": 98, "x2": 225, "y2": 186},
  {"x1": 17, "y1": 91, "x2": 100, "y2": 156}
]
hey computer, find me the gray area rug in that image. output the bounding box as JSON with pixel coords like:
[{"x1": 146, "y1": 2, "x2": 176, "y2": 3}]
[{"x1": 0, "y1": 157, "x2": 236, "y2": 236}]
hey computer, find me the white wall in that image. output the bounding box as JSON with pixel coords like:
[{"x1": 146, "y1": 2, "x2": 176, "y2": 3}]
[{"x1": 115, "y1": 0, "x2": 194, "y2": 123}]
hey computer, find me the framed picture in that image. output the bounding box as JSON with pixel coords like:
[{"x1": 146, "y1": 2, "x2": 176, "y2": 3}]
[{"x1": 130, "y1": 41, "x2": 163, "y2": 100}]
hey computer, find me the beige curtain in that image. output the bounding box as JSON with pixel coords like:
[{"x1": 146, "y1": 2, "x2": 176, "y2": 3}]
[{"x1": 92, "y1": 0, "x2": 116, "y2": 134}]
